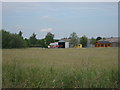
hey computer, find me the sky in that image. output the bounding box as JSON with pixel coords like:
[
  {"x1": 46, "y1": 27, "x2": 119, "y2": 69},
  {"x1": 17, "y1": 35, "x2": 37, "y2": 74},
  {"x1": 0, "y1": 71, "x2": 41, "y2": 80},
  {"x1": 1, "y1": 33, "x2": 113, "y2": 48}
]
[{"x1": 2, "y1": 2, "x2": 118, "y2": 39}]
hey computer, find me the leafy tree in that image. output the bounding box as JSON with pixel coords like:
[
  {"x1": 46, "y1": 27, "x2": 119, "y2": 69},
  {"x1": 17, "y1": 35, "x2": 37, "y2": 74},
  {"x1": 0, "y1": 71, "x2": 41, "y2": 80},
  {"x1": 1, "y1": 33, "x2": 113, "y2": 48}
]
[
  {"x1": 36, "y1": 39, "x2": 41, "y2": 46},
  {"x1": 29, "y1": 33, "x2": 37, "y2": 46},
  {"x1": 2, "y1": 30, "x2": 27, "y2": 48},
  {"x1": 9, "y1": 34, "x2": 27, "y2": 48},
  {"x1": 69, "y1": 32, "x2": 79, "y2": 47},
  {"x1": 54, "y1": 39, "x2": 60, "y2": 42},
  {"x1": 96, "y1": 37, "x2": 102, "y2": 41},
  {"x1": 80, "y1": 35, "x2": 88, "y2": 47},
  {"x1": 18, "y1": 31, "x2": 22, "y2": 37},
  {"x1": 40, "y1": 39, "x2": 47, "y2": 48},
  {"x1": 44, "y1": 32, "x2": 54, "y2": 46},
  {"x1": 2, "y1": 30, "x2": 11, "y2": 48},
  {"x1": 103, "y1": 37, "x2": 106, "y2": 40},
  {"x1": 24, "y1": 38, "x2": 30, "y2": 46},
  {"x1": 35, "y1": 39, "x2": 46, "y2": 47},
  {"x1": 90, "y1": 37, "x2": 96, "y2": 44}
]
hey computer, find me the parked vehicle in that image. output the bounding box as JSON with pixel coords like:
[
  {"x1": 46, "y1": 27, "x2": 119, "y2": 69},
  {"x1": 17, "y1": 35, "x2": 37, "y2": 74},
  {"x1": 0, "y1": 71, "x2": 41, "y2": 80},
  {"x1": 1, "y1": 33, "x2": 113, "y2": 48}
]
[{"x1": 48, "y1": 42, "x2": 61, "y2": 48}]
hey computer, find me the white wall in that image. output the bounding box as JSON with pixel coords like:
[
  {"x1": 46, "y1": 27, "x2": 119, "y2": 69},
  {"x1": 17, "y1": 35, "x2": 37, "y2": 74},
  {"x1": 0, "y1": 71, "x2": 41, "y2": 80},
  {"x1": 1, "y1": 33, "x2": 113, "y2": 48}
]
[{"x1": 65, "y1": 42, "x2": 69, "y2": 48}]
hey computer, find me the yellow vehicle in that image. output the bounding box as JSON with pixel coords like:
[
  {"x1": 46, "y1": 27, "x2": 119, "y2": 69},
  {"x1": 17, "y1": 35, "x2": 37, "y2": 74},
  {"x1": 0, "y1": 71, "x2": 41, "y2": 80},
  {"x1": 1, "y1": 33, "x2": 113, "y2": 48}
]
[{"x1": 74, "y1": 44, "x2": 82, "y2": 48}]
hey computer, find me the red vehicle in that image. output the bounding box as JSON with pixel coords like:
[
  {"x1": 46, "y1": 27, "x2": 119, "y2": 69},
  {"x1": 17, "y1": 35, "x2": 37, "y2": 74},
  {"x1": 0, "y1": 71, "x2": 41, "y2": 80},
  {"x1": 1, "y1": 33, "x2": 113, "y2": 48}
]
[
  {"x1": 48, "y1": 43, "x2": 61, "y2": 48},
  {"x1": 50, "y1": 45, "x2": 61, "y2": 48},
  {"x1": 50, "y1": 45, "x2": 56, "y2": 48}
]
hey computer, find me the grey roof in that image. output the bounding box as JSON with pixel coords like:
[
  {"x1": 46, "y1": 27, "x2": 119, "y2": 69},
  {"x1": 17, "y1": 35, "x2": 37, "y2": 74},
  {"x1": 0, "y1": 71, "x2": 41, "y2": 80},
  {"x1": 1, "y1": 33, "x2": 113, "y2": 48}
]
[
  {"x1": 58, "y1": 39, "x2": 70, "y2": 42},
  {"x1": 58, "y1": 40, "x2": 65, "y2": 42},
  {"x1": 100, "y1": 37, "x2": 119, "y2": 43},
  {"x1": 97, "y1": 41, "x2": 111, "y2": 44},
  {"x1": 105, "y1": 38, "x2": 118, "y2": 42}
]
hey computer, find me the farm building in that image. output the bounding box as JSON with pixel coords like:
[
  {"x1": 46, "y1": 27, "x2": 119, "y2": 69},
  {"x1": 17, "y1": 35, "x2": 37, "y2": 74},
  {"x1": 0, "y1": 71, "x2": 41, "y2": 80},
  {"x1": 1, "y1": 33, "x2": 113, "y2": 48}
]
[
  {"x1": 95, "y1": 41, "x2": 111, "y2": 47},
  {"x1": 48, "y1": 38, "x2": 70, "y2": 48},
  {"x1": 104, "y1": 37, "x2": 119, "y2": 47},
  {"x1": 58, "y1": 40, "x2": 69, "y2": 48}
]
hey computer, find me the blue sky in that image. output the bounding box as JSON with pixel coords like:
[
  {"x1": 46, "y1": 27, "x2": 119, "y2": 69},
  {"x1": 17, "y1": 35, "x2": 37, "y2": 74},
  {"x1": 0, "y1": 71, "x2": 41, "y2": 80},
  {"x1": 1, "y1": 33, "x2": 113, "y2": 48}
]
[{"x1": 2, "y1": 2, "x2": 118, "y2": 39}]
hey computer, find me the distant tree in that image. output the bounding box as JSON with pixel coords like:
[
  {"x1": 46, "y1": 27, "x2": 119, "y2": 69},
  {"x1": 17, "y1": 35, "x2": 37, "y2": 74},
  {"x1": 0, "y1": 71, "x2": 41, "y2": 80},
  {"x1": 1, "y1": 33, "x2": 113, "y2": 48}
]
[
  {"x1": 9, "y1": 34, "x2": 27, "y2": 48},
  {"x1": 24, "y1": 38, "x2": 30, "y2": 46},
  {"x1": 44, "y1": 32, "x2": 54, "y2": 46},
  {"x1": 2, "y1": 30, "x2": 11, "y2": 48},
  {"x1": 69, "y1": 32, "x2": 79, "y2": 47},
  {"x1": 40, "y1": 39, "x2": 47, "y2": 48},
  {"x1": 29, "y1": 33, "x2": 37, "y2": 46},
  {"x1": 36, "y1": 39, "x2": 41, "y2": 46},
  {"x1": 35, "y1": 39, "x2": 46, "y2": 47},
  {"x1": 103, "y1": 37, "x2": 106, "y2": 40},
  {"x1": 54, "y1": 39, "x2": 60, "y2": 42},
  {"x1": 80, "y1": 35, "x2": 88, "y2": 47},
  {"x1": 90, "y1": 37, "x2": 96, "y2": 44},
  {"x1": 96, "y1": 37, "x2": 102, "y2": 41},
  {"x1": 2, "y1": 30, "x2": 27, "y2": 48},
  {"x1": 18, "y1": 31, "x2": 22, "y2": 37}
]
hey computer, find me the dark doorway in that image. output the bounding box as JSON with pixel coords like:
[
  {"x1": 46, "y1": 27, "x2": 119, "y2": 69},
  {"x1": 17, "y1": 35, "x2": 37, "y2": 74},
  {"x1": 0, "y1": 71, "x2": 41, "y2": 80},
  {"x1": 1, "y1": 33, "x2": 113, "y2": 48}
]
[
  {"x1": 58, "y1": 42, "x2": 65, "y2": 48},
  {"x1": 105, "y1": 44, "x2": 107, "y2": 47}
]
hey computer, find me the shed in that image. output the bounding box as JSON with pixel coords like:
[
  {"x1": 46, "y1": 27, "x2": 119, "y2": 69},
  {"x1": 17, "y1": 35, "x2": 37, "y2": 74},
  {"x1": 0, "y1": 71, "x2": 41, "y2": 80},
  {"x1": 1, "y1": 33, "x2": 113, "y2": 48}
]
[{"x1": 74, "y1": 44, "x2": 82, "y2": 48}]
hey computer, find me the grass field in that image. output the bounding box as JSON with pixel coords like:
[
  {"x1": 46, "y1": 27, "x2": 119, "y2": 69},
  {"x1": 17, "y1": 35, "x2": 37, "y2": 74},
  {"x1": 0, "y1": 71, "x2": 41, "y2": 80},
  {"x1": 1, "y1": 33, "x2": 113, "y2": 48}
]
[{"x1": 2, "y1": 48, "x2": 119, "y2": 88}]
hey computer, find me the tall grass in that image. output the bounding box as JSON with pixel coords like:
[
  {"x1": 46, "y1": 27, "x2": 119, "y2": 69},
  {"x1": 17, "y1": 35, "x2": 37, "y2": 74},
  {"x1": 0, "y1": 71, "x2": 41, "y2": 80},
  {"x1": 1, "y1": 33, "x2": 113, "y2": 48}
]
[
  {"x1": 2, "y1": 48, "x2": 119, "y2": 88},
  {"x1": 0, "y1": 49, "x2": 2, "y2": 89}
]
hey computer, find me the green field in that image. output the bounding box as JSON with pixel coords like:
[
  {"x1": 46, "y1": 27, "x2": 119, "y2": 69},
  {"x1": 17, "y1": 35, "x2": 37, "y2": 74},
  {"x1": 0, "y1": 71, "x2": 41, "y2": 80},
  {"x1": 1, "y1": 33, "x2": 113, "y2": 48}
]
[{"x1": 2, "y1": 48, "x2": 119, "y2": 88}]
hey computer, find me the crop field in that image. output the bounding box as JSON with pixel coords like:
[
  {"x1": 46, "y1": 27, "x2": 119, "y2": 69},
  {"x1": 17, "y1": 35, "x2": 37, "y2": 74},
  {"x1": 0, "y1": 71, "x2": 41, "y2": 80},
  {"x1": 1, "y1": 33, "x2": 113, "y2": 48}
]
[{"x1": 2, "y1": 48, "x2": 119, "y2": 88}]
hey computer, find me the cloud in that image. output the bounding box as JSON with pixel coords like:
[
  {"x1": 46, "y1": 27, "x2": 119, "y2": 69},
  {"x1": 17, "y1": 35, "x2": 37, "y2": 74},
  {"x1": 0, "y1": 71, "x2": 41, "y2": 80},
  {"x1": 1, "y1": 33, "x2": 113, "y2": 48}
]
[
  {"x1": 14, "y1": 25, "x2": 24, "y2": 30},
  {"x1": 42, "y1": 15, "x2": 50, "y2": 19},
  {"x1": 40, "y1": 28, "x2": 53, "y2": 32}
]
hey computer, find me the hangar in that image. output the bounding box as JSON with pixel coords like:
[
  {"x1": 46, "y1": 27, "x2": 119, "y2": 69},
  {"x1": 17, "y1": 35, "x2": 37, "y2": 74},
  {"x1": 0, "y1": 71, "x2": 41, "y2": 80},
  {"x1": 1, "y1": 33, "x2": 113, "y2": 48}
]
[{"x1": 58, "y1": 40, "x2": 69, "y2": 48}]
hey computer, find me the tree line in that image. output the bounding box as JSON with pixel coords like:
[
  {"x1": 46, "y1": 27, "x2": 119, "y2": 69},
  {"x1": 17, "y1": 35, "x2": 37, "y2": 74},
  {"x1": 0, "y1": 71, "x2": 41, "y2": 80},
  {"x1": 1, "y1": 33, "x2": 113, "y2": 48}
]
[
  {"x1": 1, "y1": 29, "x2": 102, "y2": 48},
  {"x1": 1, "y1": 30, "x2": 55, "y2": 48}
]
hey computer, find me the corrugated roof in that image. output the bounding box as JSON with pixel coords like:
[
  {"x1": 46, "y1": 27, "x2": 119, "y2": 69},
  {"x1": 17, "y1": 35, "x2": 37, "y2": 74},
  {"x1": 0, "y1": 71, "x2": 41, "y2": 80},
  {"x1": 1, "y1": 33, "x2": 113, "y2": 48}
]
[
  {"x1": 104, "y1": 38, "x2": 118, "y2": 42},
  {"x1": 97, "y1": 41, "x2": 111, "y2": 44},
  {"x1": 58, "y1": 40, "x2": 65, "y2": 42},
  {"x1": 99, "y1": 37, "x2": 119, "y2": 43},
  {"x1": 60, "y1": 38, "x2": 70, "y2": 42}
]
